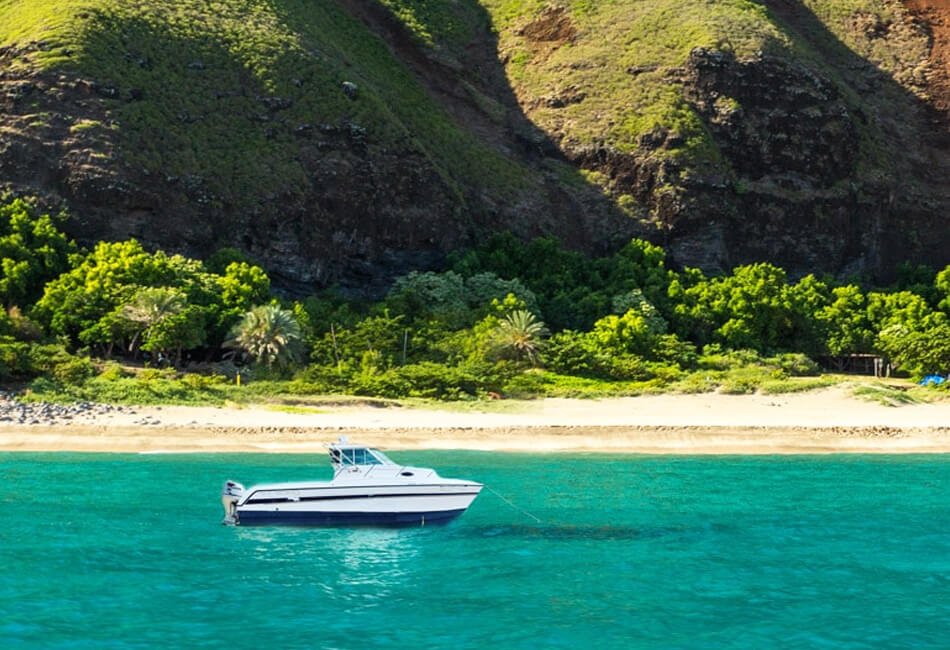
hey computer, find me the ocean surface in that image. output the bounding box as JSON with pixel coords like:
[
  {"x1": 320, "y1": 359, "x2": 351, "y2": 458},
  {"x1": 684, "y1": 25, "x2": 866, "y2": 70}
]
[{"x1": 2, "y1": 451, "x2": 949, "y2": 649}]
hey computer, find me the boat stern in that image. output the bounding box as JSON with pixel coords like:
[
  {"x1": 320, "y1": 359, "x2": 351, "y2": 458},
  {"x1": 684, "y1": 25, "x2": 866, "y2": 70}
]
[{"x1": 221, "y1": 480, "x2": 244, "y2": 525}]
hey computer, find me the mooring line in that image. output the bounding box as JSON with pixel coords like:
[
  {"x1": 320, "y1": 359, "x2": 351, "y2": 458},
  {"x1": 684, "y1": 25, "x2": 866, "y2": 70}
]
[{"x1": 486, "y1": 486, "x2": 543, "y2": 524}]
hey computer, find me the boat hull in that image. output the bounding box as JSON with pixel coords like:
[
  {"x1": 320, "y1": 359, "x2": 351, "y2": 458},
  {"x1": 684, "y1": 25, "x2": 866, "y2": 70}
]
[
  {"x1": 234, "y1": 507, "x2": 467, "y2": 527},
  {"x1": 232, "y1": 486, "x2": 481, "y2": 527},
  {"x1": 222, "y1": 445, "x2": 483, "y2": 527}
]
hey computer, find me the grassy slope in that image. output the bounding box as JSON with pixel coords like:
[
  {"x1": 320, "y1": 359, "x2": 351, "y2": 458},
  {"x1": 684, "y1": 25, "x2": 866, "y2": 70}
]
[
  {"x1": 471, "y1": 0, "x2": 928, "y2": 186},
  {"x1": 0, "y1": 1, "x2": 933, "y2": 222},
  {"x1": 486, "y1": 1, "x2": 786, "y2": 155},
  {"x1": 0, "y1": 0, "x2": 529, "y2": 207}
]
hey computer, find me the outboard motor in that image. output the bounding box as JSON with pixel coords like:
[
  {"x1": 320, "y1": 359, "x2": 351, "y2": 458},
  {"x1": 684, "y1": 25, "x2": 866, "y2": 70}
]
[{"x1": 221, "y1": 480, "x2": 244, "y2": 525}]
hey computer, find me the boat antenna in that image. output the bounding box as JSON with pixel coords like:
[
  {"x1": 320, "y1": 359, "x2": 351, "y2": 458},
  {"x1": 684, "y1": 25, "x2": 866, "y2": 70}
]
[{"x1": 486, "y1": 486, "x2": 543, "y2": 524}]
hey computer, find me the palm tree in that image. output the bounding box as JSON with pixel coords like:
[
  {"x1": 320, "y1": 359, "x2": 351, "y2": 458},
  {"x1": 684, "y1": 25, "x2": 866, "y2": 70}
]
[
  {"x1": 120, "y1": 287, "x2": 186, "y2": 357},
  {"x1": 224, "y1": 304, "x2": 303, "y2": 369},
  {"x1": 494, "y1": 310, "x2": 548, "y2": 365}
]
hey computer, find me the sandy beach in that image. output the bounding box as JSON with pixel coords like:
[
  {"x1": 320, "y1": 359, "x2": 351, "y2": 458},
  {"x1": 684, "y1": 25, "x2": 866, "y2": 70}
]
[{"x1": 2, "y1": 386, "x2": 950, "y2": 454}]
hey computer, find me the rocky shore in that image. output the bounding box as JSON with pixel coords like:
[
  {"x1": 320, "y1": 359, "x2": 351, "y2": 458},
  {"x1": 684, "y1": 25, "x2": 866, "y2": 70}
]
[{"x1": 0, "y1": 394, "x2": 142, "y2": 426}]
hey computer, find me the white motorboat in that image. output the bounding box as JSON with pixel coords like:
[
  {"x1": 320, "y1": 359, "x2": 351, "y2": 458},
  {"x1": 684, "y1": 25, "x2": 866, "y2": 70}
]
[{"x1": 221, "y1": 439, "x2": 482, "y2": 526}]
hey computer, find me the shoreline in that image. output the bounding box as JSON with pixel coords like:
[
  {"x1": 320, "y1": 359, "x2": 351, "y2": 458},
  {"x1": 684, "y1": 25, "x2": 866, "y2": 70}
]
[
  {"x1": 3, "y1": 387, "x2": 950, "y2": 454},
  {"x1": 2, "y1": 424, "x2": 950, "y2": 455}
]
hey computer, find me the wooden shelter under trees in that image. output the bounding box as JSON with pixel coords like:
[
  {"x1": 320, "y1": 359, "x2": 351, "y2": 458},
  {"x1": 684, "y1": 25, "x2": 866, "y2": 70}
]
[{"x1": 817, "y1": 354, "x2": 889, "y2": 377}]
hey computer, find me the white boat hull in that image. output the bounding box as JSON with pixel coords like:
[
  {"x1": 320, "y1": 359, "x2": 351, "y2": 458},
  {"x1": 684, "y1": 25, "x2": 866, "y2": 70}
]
[
  {"x1": 221, "y1": 441, "x2": 483, "y2": 527},
  {"x1": 231, "y1": 484, "x2": 482, "y2": 526}
]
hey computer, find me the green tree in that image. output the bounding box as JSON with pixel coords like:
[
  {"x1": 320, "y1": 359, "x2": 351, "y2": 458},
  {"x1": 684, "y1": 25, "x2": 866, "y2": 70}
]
[
  {"x1": 386, "y1": 270, "x2": 538, "y2": 331},
  {"x1": 590, "y1": 308, "x2": 662, "y2": 358},
  {"x1": 311, "y1": 311, "x2": 406, "y2": 368},
  {"x1": 893, "y1": 262, "x2": 938, "y2": 307},
  {"x1": 786, "y1": 274, "x2": 831, "y2": 356},
  {"x1": 141, "y1": 304, "x2": 208, "y2": 365},
  {"x1": 599, "y1": 238, "x2": 674, "y2": 315},
  {"x1": 206, "y1": 247, "x2": 258, "y2": 275},
  {"x1": 224, "y1": 304, "x2": 303, "y2": 369},
  {"x1": 876, "y1": 322, "x2": 950, "y2": 377},
  {"x1": 669, "y1": 263, "x2": 818, "y2": 353},
  {"x1": 492, "y1": 310, "x2": 548, "y2": 365},
  {"x1": 449, "y1": 232, "x2": 605, "y2": 330},
  {"x1": 33, "y1": 240, "x2": 272, "y2": 356},
  {"x1": 934, "y1": 265, "x2": 950, "y2": 312},
  {"x1": 34, "y1": 240, "x2": 189, "y2": 343},
  {"x1": 867, "y1": 290, "x2": 944, "y2": 335},
  {"x1": 386, "y1": 271, "x2": 469, "y2": 329},
  {"x1": 814, "y1": 285, "x2": 874, "y2": 355},
  {"x1": 206, "y1": 261, "x2": 272, "y2": 345},
  {"x1": 119, "y1": 287, "x2": 187, "y2": 353},
  {"x1": 0, "y1": 198, "x2": 79, "y2": 308}
]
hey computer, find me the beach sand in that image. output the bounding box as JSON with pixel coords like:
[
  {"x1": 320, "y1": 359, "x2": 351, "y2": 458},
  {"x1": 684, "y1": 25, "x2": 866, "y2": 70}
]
[{"x1": 2, "y1": 386, "x2": 950, "y2": 454}]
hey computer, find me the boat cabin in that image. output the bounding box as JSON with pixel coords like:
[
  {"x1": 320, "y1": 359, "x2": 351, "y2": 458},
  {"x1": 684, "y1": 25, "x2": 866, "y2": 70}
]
[{"x1": 328, "y1": 445, "x2": 395, "y2": 467}]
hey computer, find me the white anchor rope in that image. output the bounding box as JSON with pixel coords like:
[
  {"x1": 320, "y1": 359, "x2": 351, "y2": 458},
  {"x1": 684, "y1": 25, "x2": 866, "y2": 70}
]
[{"x1": 485, "y1": 485, "x2": 543, "y2": 524}]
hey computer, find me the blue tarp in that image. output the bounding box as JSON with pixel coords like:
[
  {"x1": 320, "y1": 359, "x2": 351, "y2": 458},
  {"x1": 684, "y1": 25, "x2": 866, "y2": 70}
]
[{"x1": 919, "y1": 375, "x2": 946, "y2": 386}]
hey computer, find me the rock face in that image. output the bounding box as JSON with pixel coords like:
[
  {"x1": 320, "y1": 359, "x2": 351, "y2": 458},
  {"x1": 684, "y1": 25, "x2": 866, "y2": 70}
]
[
  {"x1": 3, "y1": 1, "x2": 950, "y2": 293},
  {"x1": 675, "y1": 48, "x2": 875, "y2": 275},
  {"x1": 683, "y1": 49, "x2": 859, "y2": 184},
  {"x1": 0, "y1": 33, "x2": 637, "y2": 298},
  {"x1": 558, "y1": 35, "x2": 950, "y2": 279}
]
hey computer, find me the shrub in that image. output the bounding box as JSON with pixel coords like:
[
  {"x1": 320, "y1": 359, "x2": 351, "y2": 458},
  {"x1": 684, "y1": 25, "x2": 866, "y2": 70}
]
[
  {"x1": 51, "y1": 356, "x2": 96, "y2": 385},
  {"x1": 502, "y1": 370, "x2": 550, "y2": 398},
  {"x1": 0, "y1": 341, "x2": 94, "y2": 382},
  {"x1": 697, "y1": 346, "x2": 762, "y2": 371},
  {"x1": 544, "y1": 330, "x2": 598, "y2": 376},
  {"x1": 348, "y1": 369, "x2": 410, "y2": 399},
  {"x1": 760, "y1": 377, "x2": 835, "y2": 394},
  {"x1": 767, "y1": 352, "x2": 820, "y2": 376},
  {"x1": 718, "y1": 366, "x2": 774, "y2": 394},
  {"x1": 297, "y1": 364, "x2": 352, "y2": 393},
  {"x1": 99, "y1": 361, "x2": 130, "y2": 382},
  {"x1": 22, "y1": 343, "x2": 67, "y2": 373},
  {"x1": 6, "y1": 307, "x2": 42, "y2": 341},
  {"x1": 180, "y1": 373, "x2": 227, "y2": 390},
  {"x1": 599, "y1": 354, "x2": 653, "y2": 381},
  {"x1": 643, "y1": 362, "x2": 685, "y2": 383},
  {"x1": 653, "y1": 334, "x2": 698, "y2": 368},
  {"x1": 394, "y1": 362, "x2": 484, "y2": 399},
  {"x1": 0, "y1": 341, "x2": 32, "y2": 380}
]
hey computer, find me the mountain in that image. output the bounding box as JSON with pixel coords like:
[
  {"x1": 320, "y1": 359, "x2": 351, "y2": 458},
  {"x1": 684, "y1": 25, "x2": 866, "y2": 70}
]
[{"x1": 2, "y1": 0, "x2": 949, "y2": 294}]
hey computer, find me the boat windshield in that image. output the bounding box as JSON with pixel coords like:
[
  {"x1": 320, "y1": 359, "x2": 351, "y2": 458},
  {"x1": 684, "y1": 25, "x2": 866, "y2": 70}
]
[{"x1": 329, "y1": 446, "x2": 394, "y2": 466}]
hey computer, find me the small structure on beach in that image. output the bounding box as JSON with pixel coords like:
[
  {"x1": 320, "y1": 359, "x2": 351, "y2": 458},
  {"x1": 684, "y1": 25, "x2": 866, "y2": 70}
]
[{"x1": 817, "y1": 354, "x2": 890, "y2": 377}]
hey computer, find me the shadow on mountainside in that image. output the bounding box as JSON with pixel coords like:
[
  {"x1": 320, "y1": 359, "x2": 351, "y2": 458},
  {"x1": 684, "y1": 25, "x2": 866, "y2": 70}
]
[
  {"x1": 659, "y1": 0, "x2": 950, "y2": 280},
  {"x1": 0, "y1": 0, "x2": 641, "y2": 298}
]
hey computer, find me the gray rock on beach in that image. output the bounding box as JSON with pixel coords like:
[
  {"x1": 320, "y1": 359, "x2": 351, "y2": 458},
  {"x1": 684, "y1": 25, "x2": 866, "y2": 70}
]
[{"x1": 0, "y1": 399, "x2": 140, "y2": 426}]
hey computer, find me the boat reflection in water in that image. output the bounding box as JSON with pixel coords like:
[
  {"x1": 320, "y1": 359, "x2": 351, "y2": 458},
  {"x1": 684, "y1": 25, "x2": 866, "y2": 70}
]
[{"x1": 222, "y1": 438, "x2": 483, "y2": 527}]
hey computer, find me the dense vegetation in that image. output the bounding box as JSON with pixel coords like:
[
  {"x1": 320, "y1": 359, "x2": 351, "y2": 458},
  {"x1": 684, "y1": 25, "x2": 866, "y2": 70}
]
[{"x1": 3, "y1": 196, "x2": 950, "y2": 404}]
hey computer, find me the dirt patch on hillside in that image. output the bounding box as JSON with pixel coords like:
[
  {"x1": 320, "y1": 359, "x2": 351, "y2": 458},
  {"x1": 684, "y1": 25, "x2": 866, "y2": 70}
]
[
  {"x1": 904, "y1": 0, "x2": 950, "y2": 111},
  {"x1": 517, "y1": 5, "x2": 577, "y2": 59},
  {"x1": 519, "y1": 6, "x2": 577, "y2": 44}
]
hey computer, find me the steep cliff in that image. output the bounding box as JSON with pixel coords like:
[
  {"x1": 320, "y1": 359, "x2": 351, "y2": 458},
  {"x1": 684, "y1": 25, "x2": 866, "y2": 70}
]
[{"x1": 1, "y1": 1, "x2": 950, "y2": 293}]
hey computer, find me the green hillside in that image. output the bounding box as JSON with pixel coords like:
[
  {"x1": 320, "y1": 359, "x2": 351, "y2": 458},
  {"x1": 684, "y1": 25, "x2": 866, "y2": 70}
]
[
  {"x1": 0, "y1": 0, "x2": 529, "y2": 205},
  {"x1": 0, "y1": 0, "x2": 947, "y2": 288}
]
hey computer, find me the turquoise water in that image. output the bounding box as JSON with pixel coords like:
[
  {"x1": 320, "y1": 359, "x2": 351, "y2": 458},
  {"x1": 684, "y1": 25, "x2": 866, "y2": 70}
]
[{"x1": 2, "y1": 452, "x2": 949, "y2": 649}]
